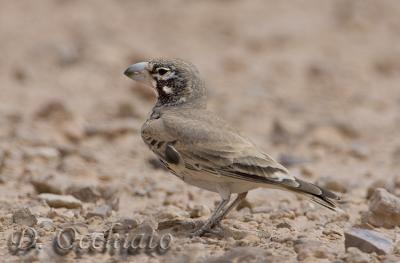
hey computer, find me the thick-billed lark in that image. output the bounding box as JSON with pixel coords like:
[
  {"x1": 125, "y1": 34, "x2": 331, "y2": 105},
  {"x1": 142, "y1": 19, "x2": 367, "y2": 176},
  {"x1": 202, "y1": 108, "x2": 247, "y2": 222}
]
[{"x1": 124, "y1": 58, "x2": 340, "y2": 236}]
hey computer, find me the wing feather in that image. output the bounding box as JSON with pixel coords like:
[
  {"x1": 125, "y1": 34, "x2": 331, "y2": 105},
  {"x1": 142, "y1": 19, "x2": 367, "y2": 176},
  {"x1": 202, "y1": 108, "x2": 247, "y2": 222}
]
[{"x1": 160, "y1": 110, "x2": 340, "y2": 210}]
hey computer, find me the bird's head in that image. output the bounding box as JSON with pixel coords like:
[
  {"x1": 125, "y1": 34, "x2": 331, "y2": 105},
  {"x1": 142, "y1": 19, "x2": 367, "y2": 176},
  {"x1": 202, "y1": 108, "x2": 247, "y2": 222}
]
[{"x1": 124, "y1": 58, "x2": 206, "y2": 108}]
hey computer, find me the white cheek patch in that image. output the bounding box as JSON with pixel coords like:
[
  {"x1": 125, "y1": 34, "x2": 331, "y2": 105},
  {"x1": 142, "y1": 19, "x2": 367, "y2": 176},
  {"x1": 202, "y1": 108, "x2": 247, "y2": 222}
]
[
  {"x1": 151, "y1": 80, "x2": 157, "y2": 87},
  {"x1": 162, "y1": 86, "x2": 173, "y2": 94},
  {"x1": 160, "y1": 71, "x2": 175, "y2": 80}
]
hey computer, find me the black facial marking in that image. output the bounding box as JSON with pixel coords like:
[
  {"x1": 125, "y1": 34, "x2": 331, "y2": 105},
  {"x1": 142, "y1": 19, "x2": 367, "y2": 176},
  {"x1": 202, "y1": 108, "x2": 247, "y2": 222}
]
[
  {"x1": 148, "y1": 59, "x2": 206, "y2": 108},
  {"x1": 153, "y1": 67, "x2": 188, "y2": 105}
]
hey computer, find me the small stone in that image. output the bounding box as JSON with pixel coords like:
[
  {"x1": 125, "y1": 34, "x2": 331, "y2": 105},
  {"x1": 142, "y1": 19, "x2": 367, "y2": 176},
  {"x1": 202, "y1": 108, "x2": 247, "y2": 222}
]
[
  {"x1": 84, "y1": 120, "x2": 139, "y2": 138},
  {"x1": 156, "y1": 205, "x2": 190, "y2": 221},
  {"x1": 39, "y1": 193, "x2": 82, "y2": 209},
  {"x1": 116, "y1": 102, "x2": 139, "y2": 118},
  {"x1": 294, "y1": 237, "x2": 334, "y2": 261},
  {"x1": 278, "y1": 154, "x2": 308, "y2": 167},
  {"x1": 13, "y1": 208, "x2": 37, "y2": 226},
  {"x1": 382, "y1": 255, "x2": 400, "y2": 263},
  {"x1": 343, "y1": 247, "x2": 373, "y2": 263},
  {"x1": 114, "y1": 218, "x2": 139, "y2": 232},
  {"x1": 55, "y1": 44, "x2": 82, "y2": 66},
  {"x1": 221, "y1": 56, "x2": 246, "y2": 73},
  {"x1": 189, "y1": 204, "x2": 210, "y2": 218},
  {"x1": 367, "y1": 188, "x2": 400, "y2": 228},
  {"x1": 206, "y1": 247, "x2": 269, "y2": 263},
  {"x1": 132, "y1": 188, "x2": 148, "y2": 197},
  {"x1": 30, "y1": 173, "x2": 68, "y2": 194},
  {"x1": 23, "y1": 147, "x2": 60, "y2": 160},
  {"x1": 97, "y1": 185, "x2": 119, "y2": 211},
  {"x1": 344, "y1": 227, "x2": 393, "y2": 255},
  {"x1": 66, "y1": 185, "x2": 101, "y2": 203},
  {"x1": 0, "y1": 214, "x2": 13, "y2": 230},
  {"x1": 37, "y1": 217, "x2": 54, "y2": 230},
  {"x1": 300, "y1": 165, "x2": 315, "y2": 178},
  {"x1": 318, "y1": 176, "x2": 348, "y2": 193},
  {"x1": 348, "y1": 143, "x2": 369, "y2": 159},
  {"x1": 276, "y1": 222, "x2": 292, "y2": 229},
  {"x1": 34, "y1": 100, "x2": 72, "y2": 121},
  {"x1": 269, "y1": 209, "x2": 296, "y2": 220},
  {"x1": 309, "y1": 125, "x2": 346, "y2": 148},
  {"x1": 62, "y1": 122, "x2": 85, "y2": 143},
  {"x1": 366, "y1": 180, "x2": 394, "y2": 199},
  {"x1": 270, "y1": 119, "x2": 292, "y2": 146},
  {"x1": 86, "y1": 205, "x2": 112, "y2": 219},
  {"x1": 134, "y1": 220, "x2": 158, "y2": 236}
]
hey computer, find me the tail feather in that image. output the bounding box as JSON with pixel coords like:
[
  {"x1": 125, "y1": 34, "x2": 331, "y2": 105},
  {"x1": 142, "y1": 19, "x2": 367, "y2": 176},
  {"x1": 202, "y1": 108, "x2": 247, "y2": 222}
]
[{"x1": 283, "y1": 178, "x2": 340, "y2": 211}]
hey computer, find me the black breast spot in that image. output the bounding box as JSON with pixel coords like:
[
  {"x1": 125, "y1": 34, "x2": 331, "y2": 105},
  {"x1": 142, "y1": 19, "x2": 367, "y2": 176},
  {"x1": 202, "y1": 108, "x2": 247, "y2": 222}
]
[{"x1": 165, "y1": 144, "x2": 181, "y2": 165}]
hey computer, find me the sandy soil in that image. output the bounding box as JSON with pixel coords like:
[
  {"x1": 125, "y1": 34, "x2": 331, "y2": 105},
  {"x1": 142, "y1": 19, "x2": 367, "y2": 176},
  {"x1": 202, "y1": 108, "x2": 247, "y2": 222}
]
[{"x1": 1, "y1": 0, "x2": 400, "y2": 262}]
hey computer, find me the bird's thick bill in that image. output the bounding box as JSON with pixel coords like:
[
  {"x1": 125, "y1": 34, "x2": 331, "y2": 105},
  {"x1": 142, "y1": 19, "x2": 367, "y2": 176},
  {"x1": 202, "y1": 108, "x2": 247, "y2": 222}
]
[{"x1": 124, "y1": 62, "x2": 149, "y2": 81}]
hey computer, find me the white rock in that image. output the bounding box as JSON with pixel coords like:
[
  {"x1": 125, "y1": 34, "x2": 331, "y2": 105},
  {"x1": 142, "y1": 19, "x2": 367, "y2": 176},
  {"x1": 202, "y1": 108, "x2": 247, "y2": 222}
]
[{"x1": 39, "y1": 193, "x2": 82, "y2": 209}]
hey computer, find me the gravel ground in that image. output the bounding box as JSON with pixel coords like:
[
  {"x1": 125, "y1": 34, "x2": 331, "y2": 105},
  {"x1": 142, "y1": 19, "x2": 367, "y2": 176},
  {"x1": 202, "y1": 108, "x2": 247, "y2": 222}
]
[{"x1": 1, "y1": 0, "x2": 400, "y2": 262}]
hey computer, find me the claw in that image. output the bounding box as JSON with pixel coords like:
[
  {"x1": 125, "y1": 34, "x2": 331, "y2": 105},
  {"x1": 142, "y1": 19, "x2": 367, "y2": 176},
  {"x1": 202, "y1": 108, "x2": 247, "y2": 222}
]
[{"x1": 189, "y1": 220, "x2": 224, "y2": 237}]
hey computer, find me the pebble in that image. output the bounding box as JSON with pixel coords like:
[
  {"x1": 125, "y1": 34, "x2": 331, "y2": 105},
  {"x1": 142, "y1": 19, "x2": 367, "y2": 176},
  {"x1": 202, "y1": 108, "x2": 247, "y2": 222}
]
[
  {"x1": 116, "y1": 102, "x2": 140, "y2": 118},
  {"x1": 294, "y1": 237, "x2": 334, "y2": 261},
  {"x1": 66, "y1": 185, "x2": 101, "y2": 203},
  {"x1": 300, "y1": 165, "x2": 315, "y2": 178},
  {"x1": 23, "y1": 147, "x2": 60, "y2": 160},
  {"x1": 367, "y1": 188, "x2": 400, "y2": 228},
  {"x1": 39, "y1": 193, "x2": 82, "y2": 209},
  {"x1": 366, "y1": 179, "x2": 394, "y2": 199},
  {"x1": 34, "y1": 100, "x2": 72, "y2": 121},
  {"x1": 348, "y1": 143, "x2": 369, "y2": 159},
  {"x1": 318, "y1": 176, "x2": 348, "y2": 193},
  {"x1": 344, "y1": 227, "x2": 393, "y2": 255},
  {"x1": 270, "y1": 119, "x2": 292, "y2": 146},
  {"x1": 30, "y1": 173, "x2": 68, "y2": 194},
  {"x1": 278, "y1": 153, "x2": 308, "y2": 167},
  {"x1": 156, "y1": 205, "x2": 190, "y2": 221},
  {"x1": 189, "y1": 204, "x2": 210, "y2": 218},
  {"x1": 37, "y1": 217, "x2": 54, "y2": 230},
  {"x1": 84, "y1": 120, "x2": 139, "y2": 138},
  {"x1": 309, "y1": 125, "x2": 346, "y2": 148},
  {"x1": 55, "y1": 43, "x2": 81, "y2": 66},
  {"x1": 114, "y1": 218, "x2": 139, "y2": 232},
  {"x1": 269, "y1": 209, "x2": 296, "y2": 220},
  {"x1": 12, "y1": 208, "x2": 37, "y2": 227},
  {"x1": 206, "y1": 247, "x2": 269, "y2": 262},
  {"x1": 276, "y1": 222, "x2": 292, "y2": 229},
  {"x1": 86, "y1": 205, "x2": 112, "y2": 218},
  {"x1": 343, "y1": 247, "x2": 374, "y2": 263}
]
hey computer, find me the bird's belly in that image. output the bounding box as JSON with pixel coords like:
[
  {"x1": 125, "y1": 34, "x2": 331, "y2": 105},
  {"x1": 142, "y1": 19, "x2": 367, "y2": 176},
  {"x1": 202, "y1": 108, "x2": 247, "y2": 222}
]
[{"x1": 179, "y1": 169, "x2": 257, "y2": 194}]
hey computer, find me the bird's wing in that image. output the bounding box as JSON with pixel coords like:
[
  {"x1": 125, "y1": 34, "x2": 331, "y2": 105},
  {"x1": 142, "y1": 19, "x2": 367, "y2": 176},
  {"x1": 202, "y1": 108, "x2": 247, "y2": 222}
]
[
  {"x1": 161, "y1": 111, "x2": 292, "y2": 184},
  {"x1": 161, "y1": 110, "x2": 340, "y2": 210}
]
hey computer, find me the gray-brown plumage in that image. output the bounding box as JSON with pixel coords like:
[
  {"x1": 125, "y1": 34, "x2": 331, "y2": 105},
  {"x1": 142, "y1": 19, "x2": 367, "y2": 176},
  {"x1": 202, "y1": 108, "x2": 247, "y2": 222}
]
[{"x1": 124, "y1": 58, "x2": 340, "y2": 236}]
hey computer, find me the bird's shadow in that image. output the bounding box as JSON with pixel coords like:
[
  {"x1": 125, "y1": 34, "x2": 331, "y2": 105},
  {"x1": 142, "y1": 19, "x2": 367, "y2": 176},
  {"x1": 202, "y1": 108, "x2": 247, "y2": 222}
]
[{"x1": 157, "y1": 219, "x2": 226, "y2": 239}]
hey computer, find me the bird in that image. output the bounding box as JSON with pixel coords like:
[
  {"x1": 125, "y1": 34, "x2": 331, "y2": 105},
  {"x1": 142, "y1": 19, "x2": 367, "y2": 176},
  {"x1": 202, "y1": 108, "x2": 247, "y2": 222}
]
[{"x1": 123, "y1": 58, "x2": 340, "y2": 236}]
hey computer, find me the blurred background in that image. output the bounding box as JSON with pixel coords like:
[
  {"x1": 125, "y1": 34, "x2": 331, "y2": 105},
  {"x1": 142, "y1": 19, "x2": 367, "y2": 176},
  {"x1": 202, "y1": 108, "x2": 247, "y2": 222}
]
[{"x1": 1, "y1": 0, "x2": 400, "y2": 261}]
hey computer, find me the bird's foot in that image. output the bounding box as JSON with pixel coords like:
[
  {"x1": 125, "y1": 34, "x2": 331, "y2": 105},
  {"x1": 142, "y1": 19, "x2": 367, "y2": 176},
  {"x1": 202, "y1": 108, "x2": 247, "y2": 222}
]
[{"x1": 190, "y1": 221, "x2": 223, "y2": 237}]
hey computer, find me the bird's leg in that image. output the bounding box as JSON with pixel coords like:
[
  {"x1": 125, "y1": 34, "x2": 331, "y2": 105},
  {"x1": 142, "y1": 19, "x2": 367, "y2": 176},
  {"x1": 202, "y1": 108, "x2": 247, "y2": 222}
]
[
  {"x1": 191, "y1": 184, "x2": 231, "y2": 237},
  {"x1": 210, "y1": 192, "x2": 248, "y2": 229},
  {"x1": 191, "y1": 196, "x2": 230, "y2": 236}
]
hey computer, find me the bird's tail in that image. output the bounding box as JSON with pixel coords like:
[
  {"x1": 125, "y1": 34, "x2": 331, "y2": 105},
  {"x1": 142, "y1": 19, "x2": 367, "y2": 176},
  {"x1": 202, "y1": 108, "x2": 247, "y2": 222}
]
[{"x1": 285, "y1": 178, "x2": 340, "y2": 211}]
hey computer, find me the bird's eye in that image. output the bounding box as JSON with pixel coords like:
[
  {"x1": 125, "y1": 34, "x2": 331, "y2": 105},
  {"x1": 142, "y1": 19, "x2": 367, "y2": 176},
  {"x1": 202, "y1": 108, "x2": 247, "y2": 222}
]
[{"x1": 157, "y1": 68, "x2": 169, "y2": 75}]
